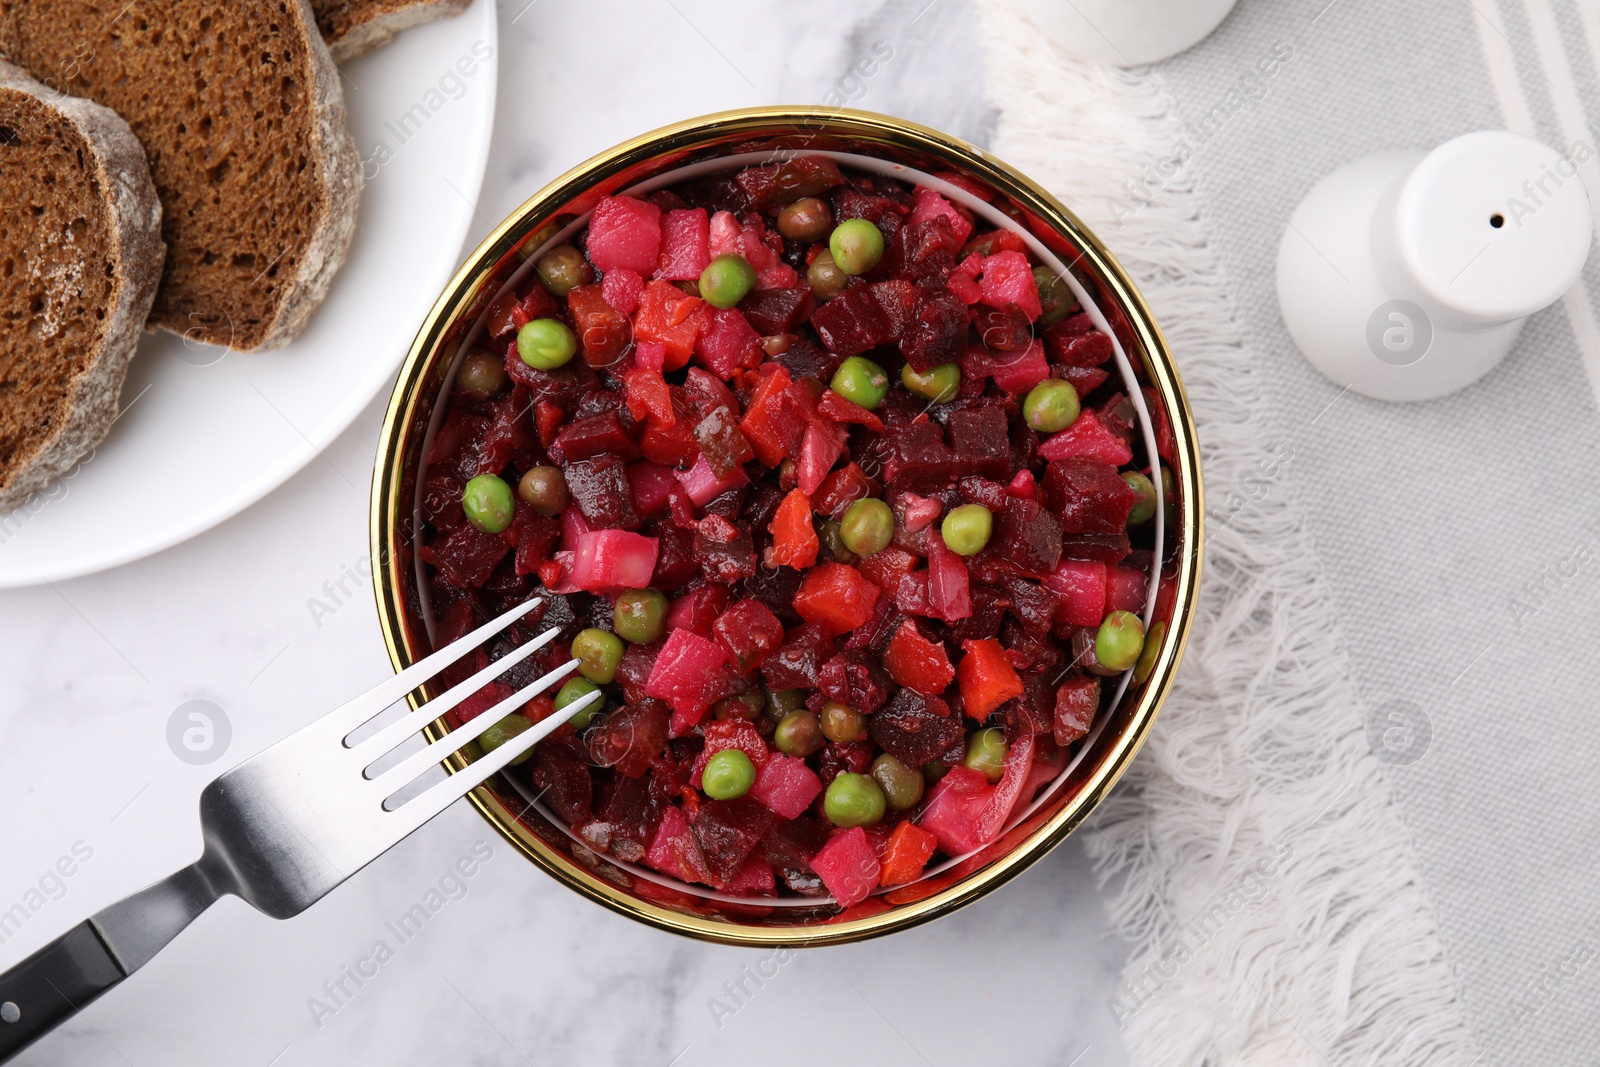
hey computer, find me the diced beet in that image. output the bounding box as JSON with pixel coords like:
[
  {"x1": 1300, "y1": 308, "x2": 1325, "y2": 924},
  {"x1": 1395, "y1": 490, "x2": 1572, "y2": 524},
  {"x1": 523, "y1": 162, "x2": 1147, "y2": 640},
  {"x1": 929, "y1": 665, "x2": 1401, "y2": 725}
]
[
  {"x1": 736, "y1": 155, "x2": 845, "y2": 208},
  {"x1": 565, "y1": 455, "x2": 640, "y2": 530},
  {"x1": 513, "y1": 510, "x2": 561, "y2": 576},
  {"x1": 615, "y1": 640, "x2": 663, "y2": 704},
  {"x1": 909, "y1": 185, "x2": 974, "y2": 247},
  {"x1": 644, "y1": 805, "x2": 717, "y2": 886},
  {"x1": 695, "y1": 307, "x2": 763, "y2": 379},
  {"x1": 1061, "y1": 531, "x2": 1133, "y2": 563},
  {"x1": 690, "y1": 797, "x2": 774, "y2": 884},
  {"x1": 990, "y1": 340, "x2": 1050, "y2": 395},
  {"x1": 588, "y1": 698, "x2": 671, "y2": 778},
  {"x1": 714, "y1": 598, "x2": 786, "y2": 673},
  {"x1": 627, "y1": 461, "x2": 678, "y2": 518},
  {"x1": 1042, "y1": 458, "x2": 1138, "y2": 534},
  {"x1": 721, "y1": 856, "x2": 777, "y2": 896},
  {"x1": 696, "y1": 527, "x2": 758, "y2": 584},
  {"x1": 774, "y1": 337, "x2": 844, "y2": 382},
  {"x1": 989, "y1": 495, "x2": 1062, "y2": 576},
  {"x1": 587, "y1": 195, "x2": 662, "y2": 275},
  {"x1": 811, "y1": 827, "x2": 881, "y2": 908},
  {"x1": 798, "y1": 423, "x2": 844, "y2": 496},
  {"x1": 809, "y1": 282, "x2": 897, "y2": 357},
  {"x1": 646, "y1": 520, "x2": 698, "y2": 591},
  {"x1": 971, "y1": 302, "x2": 1033, "y2": 351},
  {"x1": 601, "y1": 267, "x2": 645, "y2": 316},
  {"x1": 1106, "y1": 565, "x2": 1147, "y2": 613},
  {"x1": 815, "y1": 741, "x2": 873, "y2": 787},
  {"x1": 817, "y1": 649, "x2": 894, "y2": 714},
  {"x1": 919, "y1": 732, "x2": 1034, "y2": 854},
  {"x1": 657, "y1": 207, "x2": 710, "y2": 280},
  {"x1": 567, "y1": 530, "x2": 658, "y2": 592},
  {"x1": 1038, "y1": 410, "x2": 1134, "y2": 466},
  {"x1": 1046, "y1": 560, "x2": 1107, "y2": 628},
  {"x1": 568, "y1": 284, "x2": 632, "y2": 368},
  {"x1": 1043, "y1": 321, "x2": 1114, "y2": 366},
  {"x1": 421, "y1": 523, "x2": 512, "y2": 589},
  {"x1": 899, "y1": 286, "x2": 969, "y2": 372},
  {"x1": 881, "y1": 417, "x2": 960, "y2": 493},
  {"x1": 1054, "y1": 675, "x2": 1100, "y2": 745},
  {"x1": 597, "y1": 772, "x2": 666, "y2": 862},
  {"x1": 870, "y1": 688, "x2": 962, "y2": 767},
  {"x1": 945, "y1": 407, "x2": 1011, "y2": 480},
  {"x1": 530, "y1": 732, "x2": 593, "y2": 826},
  {"x1": 794, "y1": 562, "x2": 880, "y2": 636},
  {"x1": 666, "y1": 584, "x2": 728, "y2": 636},
  {"x1": 811, "y1": 463, "x2": 878, "y2": 521},
  {"x1": 760, "y1": 622, "x2": 835, "y2": 690},
  {"x1": 749, "y1": 755, "x2": 824, "y2": 820},
  {"x1": 549, "y1": 411, "x2": 640, "y2": 466},
  {"x1": 452, "y1": 681, "x2": 514, "y2": 726},
  {"x1": 1003, "y1": 576, "x2": 1058, "y2": 640},
  {"x1": 740, "y1": 287, "x2": 815, "y2": 335}
]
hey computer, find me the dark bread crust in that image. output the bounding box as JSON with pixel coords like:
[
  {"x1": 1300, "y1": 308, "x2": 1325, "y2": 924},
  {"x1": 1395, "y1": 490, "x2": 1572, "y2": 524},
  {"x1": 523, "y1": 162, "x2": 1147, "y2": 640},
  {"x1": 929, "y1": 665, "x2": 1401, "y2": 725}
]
[
  {"x1": 0, "y1": 60, "x2": 164, "y2": 511},
  {"x1": 313, "y1": 0, "x2": 472, "y2": 62},
  {"x1": 0, "y1": 0, "x2": 361, "y2": 352}
]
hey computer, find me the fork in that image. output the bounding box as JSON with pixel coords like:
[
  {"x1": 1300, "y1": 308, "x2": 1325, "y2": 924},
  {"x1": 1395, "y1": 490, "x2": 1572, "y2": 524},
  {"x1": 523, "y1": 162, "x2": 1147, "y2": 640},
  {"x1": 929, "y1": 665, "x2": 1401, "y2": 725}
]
[{"x1": 0, "y1": 597, "x2": 591, "y2": 1063}]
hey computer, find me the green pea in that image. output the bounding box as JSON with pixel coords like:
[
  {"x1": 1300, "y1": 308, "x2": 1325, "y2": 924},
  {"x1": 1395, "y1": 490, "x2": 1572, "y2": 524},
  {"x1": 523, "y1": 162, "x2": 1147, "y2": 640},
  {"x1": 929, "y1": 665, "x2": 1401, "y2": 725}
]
[
  {"x1": 840, "y1": 497, "x2": 893, "y2": 557},
  {"x1": 1160, "y1": 466, "x2": 1177, "y2": 523},
  {"x1": 516, "y1": 318, "x2": 577, "y2": 370},
  {"x1": 612, "y1": 588, "x2": 667, "y2": 644},
  {"x1": 807, "y1": 249, "x2": 849, "y2": 299},
  {"x1": 1095, "y1": 610, "x2": 1146, "y2": 673},
  {"x1": 536, "y1": 244, "x2": 592, "y2": 297},
  {"x1": 765, "y1": 688, "x2": 808, "y2": 723},
  {"x1": 820, "y1": 701, "x2": 866, "y2": 745},
  {"x1": 698, "y1": 254, "x2": 756, "y2": 310},
  {"x1": 1033, "y1": 266, "x2": 1080, "y2": 326},
  {"x1": 901, "y1": 361, "x2": 961, "y2": 403},
  {"x1": 824, "y1": 772, "x2": 886, "y2": 828},
  {"x1": 713, "y1": 690, "x2": 766, "y2": 722},
  {"x1": 777, "y1": 197, "x2": 833, "y2": 242},
  {"x1": 478, "y1": 714, "x2": 534, "y2": 766},
  {"x1": 964, "y1": 727, "x2": 1008, "y2": 783},
  {"x1": 774, "y1": 710, "x2": 824, "y2": 757},
  {"x1": 555, "y1": 677, "x2": 602, "y2": 728},
  {"x1": 941, "y1": 503, "x2": 993, "y2": 557},
  {"x1": 923, "y1": 759, "x2": 950, "y2": 784},
  {"x1": 457, "y1": 349, "x2": 506, "y2": 394},
  {"x1": 1123, "y1": 471, "x2": 1157, "y2": 525},
  {"x1": 702, "y1": 749, "x2": 757, "y2": 800},
  {"x1": 819, "y1": 518, "x2": 858, "y2": 564},
  {"x1": 870, "y1": 754, "x2": 924, "y2": 811},
  {"x1": 461, "y1": 474, "x2": 514, "y2": 534},
  {"x1": 830, "y1": 355, "x2": 890, "y2": 410},
  {"x1": 1023, "y1": 379, "x2": 1081, "y2": 433},
  {"x1": 571, "y1": 628, "x2": 624, "y2": 684},
  {"x1": 1135, "y1": 620, "x2": 1167, "y2": 684},
  {"x1": 829, "y1": 218, "x2": 885, "y2": 276},
  {"x1": 517, "y1": 465, "x2": 568, "y2": 517}
]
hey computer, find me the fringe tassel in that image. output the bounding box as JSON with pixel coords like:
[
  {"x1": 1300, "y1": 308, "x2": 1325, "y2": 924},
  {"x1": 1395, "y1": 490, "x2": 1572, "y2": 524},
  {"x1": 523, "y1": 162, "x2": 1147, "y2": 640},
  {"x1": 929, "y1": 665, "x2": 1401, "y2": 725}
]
[{"x1": 973, "y1": 4, "x2": 1479, "y2": 1063}]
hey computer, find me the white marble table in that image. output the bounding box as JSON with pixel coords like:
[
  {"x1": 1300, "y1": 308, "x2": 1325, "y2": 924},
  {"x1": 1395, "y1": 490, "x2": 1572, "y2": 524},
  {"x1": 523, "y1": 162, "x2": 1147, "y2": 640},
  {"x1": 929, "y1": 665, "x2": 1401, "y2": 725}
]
[{"x1": 0, "y1": 2, "x2": 1130, "y2": 1063}]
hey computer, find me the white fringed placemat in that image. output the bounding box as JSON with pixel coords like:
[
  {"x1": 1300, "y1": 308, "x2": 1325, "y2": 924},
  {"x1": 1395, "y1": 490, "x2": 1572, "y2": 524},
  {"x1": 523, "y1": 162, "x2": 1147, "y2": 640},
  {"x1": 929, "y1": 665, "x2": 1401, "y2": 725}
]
[{"x1": 976, "y1": 1, "x2": 1600, "y2": 1065}]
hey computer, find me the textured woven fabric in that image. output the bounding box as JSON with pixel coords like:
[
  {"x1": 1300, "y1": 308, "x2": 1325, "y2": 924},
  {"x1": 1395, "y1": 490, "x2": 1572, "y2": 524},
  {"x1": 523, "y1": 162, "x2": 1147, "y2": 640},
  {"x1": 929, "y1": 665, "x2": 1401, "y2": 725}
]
[{"x1": 979, "y1": 0, "x2": 1600, "y2": 1064}]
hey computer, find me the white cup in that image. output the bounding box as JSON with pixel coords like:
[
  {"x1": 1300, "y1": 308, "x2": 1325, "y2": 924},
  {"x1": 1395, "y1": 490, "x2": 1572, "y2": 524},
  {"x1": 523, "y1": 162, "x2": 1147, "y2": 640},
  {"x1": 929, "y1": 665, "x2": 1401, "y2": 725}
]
[{"x1": 1015, "y1": 0, "x2": 1240, "y2": 66}]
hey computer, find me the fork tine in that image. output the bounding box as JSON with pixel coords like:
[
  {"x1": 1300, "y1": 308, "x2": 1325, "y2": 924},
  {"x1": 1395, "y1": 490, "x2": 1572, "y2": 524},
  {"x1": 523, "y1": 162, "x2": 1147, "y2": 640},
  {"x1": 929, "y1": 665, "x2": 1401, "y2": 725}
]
[
  {"x1": 382, "y1": 688, "x2": 604, "y2": 837},
  {"x1": 349, "y1": 626, "x2": 560, "y2": 761},
  {"x1": 367, "y1": 657, "x2": 578, "y2": 796},
  {"x1": 324, "y1": 597, "x2": 545, "y2": 738}
]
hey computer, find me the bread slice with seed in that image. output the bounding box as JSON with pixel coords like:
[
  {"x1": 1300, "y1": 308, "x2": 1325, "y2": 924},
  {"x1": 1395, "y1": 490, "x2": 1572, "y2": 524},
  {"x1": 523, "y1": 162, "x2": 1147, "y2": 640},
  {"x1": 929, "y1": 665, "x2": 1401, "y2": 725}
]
[
  {"x1": 312, "y1": 0, "x2": 472, "y2": 62},
  {"x1": 0, "y1": 0, "x2": 361, "y2": 352},
  {"x1": 0, "y1": 60, "x2": 164, "y2": 512}
]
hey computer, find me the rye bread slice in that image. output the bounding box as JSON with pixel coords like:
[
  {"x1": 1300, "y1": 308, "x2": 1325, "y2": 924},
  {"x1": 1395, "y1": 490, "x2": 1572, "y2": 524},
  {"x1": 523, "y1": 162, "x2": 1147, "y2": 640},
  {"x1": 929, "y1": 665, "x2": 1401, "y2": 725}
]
[
  {"x1": 312, "y1": 0, "x2": 472, "y2": 62},
  {"x1": 0, "y1": 0, "x2": 361, "y2": 352},
  {"x1": 0, "y1": 61, "x2": 164, "y2": 512}
]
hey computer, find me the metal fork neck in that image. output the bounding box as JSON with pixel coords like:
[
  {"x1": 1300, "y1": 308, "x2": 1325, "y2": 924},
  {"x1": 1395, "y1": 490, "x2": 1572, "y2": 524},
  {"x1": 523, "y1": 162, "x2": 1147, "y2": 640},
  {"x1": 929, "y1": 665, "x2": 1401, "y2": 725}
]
[{"x1": 89, "y1": 862, "x2": 224, "y2": 974}]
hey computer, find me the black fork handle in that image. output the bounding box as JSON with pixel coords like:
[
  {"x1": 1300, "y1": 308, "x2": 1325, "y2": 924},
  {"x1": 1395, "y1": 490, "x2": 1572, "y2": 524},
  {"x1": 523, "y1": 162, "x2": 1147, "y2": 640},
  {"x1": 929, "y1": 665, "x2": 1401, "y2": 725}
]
[{"x1": 0, "y1": 921, "x2": 125, "y2": 1063}]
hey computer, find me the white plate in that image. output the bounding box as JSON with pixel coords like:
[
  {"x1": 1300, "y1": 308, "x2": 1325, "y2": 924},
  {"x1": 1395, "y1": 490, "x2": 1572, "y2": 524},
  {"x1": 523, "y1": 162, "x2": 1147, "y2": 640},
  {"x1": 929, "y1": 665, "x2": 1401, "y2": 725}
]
[{"x1": 0, "y1": 0, "x2": 498, "y2": 588}]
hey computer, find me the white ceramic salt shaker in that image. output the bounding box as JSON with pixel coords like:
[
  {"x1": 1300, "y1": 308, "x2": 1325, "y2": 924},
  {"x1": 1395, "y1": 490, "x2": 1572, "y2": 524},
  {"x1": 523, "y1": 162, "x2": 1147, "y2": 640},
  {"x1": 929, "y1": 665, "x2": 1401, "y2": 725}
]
[
  {"x1": 1015, "y1": 0, "x2": 1239, "y2": 66},
  {"x1": 1276, "y1": 130, "x2": 1593, "y2": 402}
]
